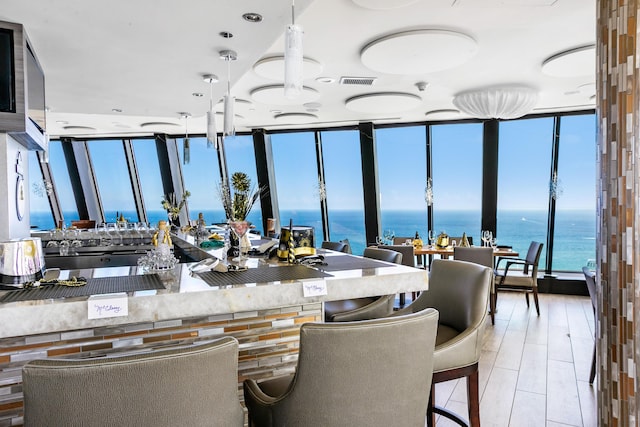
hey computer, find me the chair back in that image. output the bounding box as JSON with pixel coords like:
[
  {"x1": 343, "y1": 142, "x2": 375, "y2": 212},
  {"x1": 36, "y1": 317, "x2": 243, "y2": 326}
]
[
  {"x1": 525, "y1": 241, "x2": 544, "y2": 264},
  {"x1": 379, "y1": 244, "x2": 415, "y2": 267},
  {"x1": 321, "y1": 241, "x2": 349, "y2": 253},
  {"x1": 247, "y1": 308, "x2": 439, "y2": 427},
  {"x1": 393, "y1": 236, "x2": 414, "y2": 245},
  {"x1": 23, "y1": 337, "x2": 244, "y2": 427},
  {"x1": 453, "y1": 246, "x2": 493, "y2": 268},
  {"x1": 363, "y1": 246, "x2": 402, "y2": 264},
  {"x1": 582, "y1": 266, "x2": 597, "y2": 311},
  {"x1": 402, "y1": 259, "x2": 492, "y2": 334}
]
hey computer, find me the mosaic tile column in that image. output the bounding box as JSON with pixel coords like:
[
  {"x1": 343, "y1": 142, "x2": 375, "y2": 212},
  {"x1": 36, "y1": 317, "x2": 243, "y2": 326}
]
[{"x1": 597, "y1": 1, "x2": 640, "y2": 425}]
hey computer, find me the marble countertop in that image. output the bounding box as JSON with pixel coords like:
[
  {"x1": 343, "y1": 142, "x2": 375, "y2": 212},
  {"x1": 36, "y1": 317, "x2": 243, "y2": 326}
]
[{"x1": 0, "y1": 236, "x2": 428, "y2": 339}]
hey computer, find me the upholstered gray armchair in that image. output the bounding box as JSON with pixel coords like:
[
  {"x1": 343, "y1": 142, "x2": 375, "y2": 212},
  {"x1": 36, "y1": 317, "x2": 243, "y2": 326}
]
[
  {"x1": 395, "y1": 259, "x2": 492, "y2": 427},
  {"x1": 22, "y1": 337, "x2": 244, "y2": 427},
  {"x1": 323, "y1": 247, "x2": 401, "y2": 322},
  {"x1": 243, "y1": 307, "x2": 439, "y2": 427},
  {"x1": 454, "y1": 246, "x2": 495, "y2": 324}
]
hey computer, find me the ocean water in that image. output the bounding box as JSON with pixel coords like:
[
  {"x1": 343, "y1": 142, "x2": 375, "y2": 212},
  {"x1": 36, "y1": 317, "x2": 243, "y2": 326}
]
[{"x1": 30, "y1": 208, "x2": 595, "y2": 272}]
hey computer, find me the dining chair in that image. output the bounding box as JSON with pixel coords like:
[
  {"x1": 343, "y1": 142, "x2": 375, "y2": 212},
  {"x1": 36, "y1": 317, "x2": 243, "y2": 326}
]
[
  {"x1": 393, "y1": 236, "x2": 425, "y2": 268},
  {"x1": 395, "y1": 259, "x2": 492, "y2": 427},
  {"x1": 582, "y1": 266, "x2": 597, "y2": 384},
  {"x1": 323, "y1": 247, "x2": 401, "y2": 322},
  {"x1": 494, "y1": 241, "x2": 544, "y2": 316},
  {"x1": 243, "y1": 307, "x2": 440, "y2": 427},
  {"x1": 379, "y1": 243, "x2": 418, "y2": 306},
  {"x1": 321, "y1": 240, "x2": 349, "y2": 253},
  {"x1": 22, "y1": 337, "x2": 244, "y2": 427},
  {"x1": 454, "y1": 246, "x2": 496, "y2": 324}
]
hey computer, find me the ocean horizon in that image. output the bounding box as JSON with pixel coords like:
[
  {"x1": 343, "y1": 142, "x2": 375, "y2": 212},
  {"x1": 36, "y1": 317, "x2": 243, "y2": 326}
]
[{"x1": 30, "y1": 208, "x2": 595, "y2": 272}]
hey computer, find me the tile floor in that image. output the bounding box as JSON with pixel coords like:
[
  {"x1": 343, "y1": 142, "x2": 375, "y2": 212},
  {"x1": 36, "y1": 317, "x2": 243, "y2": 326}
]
[{"x1": 432, "y1": 291, "x2": 596, "y2": 427}]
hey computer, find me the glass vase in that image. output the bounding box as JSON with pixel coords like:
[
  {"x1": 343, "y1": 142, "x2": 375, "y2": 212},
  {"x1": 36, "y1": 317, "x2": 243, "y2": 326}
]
[{"x1": 229, "y1": 220, "x2": 250, "y2": 262}]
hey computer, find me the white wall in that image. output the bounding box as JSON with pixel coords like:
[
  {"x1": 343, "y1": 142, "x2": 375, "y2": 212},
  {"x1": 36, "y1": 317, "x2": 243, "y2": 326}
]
[{"x1": 0, "y1": 133, "x2": 31, "y2": 241}]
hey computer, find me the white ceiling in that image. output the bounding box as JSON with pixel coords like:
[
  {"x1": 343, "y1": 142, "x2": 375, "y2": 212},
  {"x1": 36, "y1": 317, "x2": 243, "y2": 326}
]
[{"x1": 1, "y1": 0, "x2": 596, "y2": 139}]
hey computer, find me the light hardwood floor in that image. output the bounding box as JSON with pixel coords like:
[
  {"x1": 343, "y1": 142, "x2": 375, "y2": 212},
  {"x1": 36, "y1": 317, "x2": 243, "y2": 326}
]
[{"x1": 431, "y1": 291, "x2": 597, "y2": 427}]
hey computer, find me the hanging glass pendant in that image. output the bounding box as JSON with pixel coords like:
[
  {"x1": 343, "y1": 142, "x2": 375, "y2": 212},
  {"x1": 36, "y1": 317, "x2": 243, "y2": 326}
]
[
  {"x1": 207, "y1": 110, "x2": 217, "y2": 148},
  {"x1": 203, "y1": 74, "x2": 219, "y2": 149},
  {"x1": 284, "y1": 23, "x2": 303, "y2": 99},
  {"x1": 223, "y1": 95, "x2": 235, "y2": 136},
  {"x1": 180, "y1": 113, "x2": 191, "y2": 165},
  {"x1": 183, "y1": 137, "x2": 190, "y2": 165}
]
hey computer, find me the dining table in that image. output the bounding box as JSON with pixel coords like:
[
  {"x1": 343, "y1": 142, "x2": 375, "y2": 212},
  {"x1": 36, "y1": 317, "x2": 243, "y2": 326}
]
[{"x1": 413, "y1": 245, "x2": 520, "y2": 267}]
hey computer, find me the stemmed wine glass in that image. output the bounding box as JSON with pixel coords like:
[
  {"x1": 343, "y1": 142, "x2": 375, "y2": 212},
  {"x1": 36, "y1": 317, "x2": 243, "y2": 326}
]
[
  {"x1": 383, "y1": 229, "x2": 395, "y2": 245},
  {"x1": 428, "y1": 230, "x2": 436, "y2": 247},
  {"x1": 481, "y1": 230, "x2": 493, "y2": 247}
]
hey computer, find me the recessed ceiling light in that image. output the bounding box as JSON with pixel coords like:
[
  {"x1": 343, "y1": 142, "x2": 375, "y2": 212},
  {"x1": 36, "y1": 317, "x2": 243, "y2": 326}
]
[
  {"x1": 56, "y1": 120, "x2": 68, "y2": 125},
  {"x1": 270, "y1": 109, "x2": 283, "y2": 114},
  {"x1": 242, "y1": 12, "x2": 263, "y2": 23},
  {"x1": 192, "y1": 92, "x2": 204, "y2": 97},
  {"x1": 112, "y1": 108, "x2": 122, "y2": 113},
  {"x1": 316, "y1": 77, "x2": 335, "y2": 84},
  {"x1": 219, "y1": 31, "x2": 233, "y2": 38}
]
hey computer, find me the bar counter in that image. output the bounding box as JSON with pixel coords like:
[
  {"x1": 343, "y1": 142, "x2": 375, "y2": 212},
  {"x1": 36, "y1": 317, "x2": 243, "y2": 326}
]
[{"x1": 0, "y1": 243, "x2": 428, "y2": 425}]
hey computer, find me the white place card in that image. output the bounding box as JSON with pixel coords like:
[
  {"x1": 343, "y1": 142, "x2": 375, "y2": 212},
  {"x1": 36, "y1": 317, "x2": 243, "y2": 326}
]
[
  {"x1": 87, "y1": 293, "x2": 128, "y2": 319},
  {"x1": 302, "y1": 280, "x2": 327, "y2": 297}
]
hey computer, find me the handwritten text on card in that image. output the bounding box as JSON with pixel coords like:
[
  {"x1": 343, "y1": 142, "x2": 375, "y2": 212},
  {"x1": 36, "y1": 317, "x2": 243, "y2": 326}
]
[
  {"x1": 88, "y1": 293, "x2": 128, "y2": 319},
  {"x1": 302, "y1": 281, "x2": 327, "y2": 297}
]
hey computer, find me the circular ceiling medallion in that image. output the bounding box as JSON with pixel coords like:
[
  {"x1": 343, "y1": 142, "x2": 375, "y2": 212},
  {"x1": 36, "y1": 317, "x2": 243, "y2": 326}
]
[
  {"x1": 274, "y1": 112, "x2": 318, "y2": 124},
  {"x1": 578, "y1": 83, "x2": 596, "y2": 96},
  {"x1": 351, "y1": 0, "x2": 420, "y2": 10},
  {"x1": 425, "y1": 109, "x2": 461, "y2": 120},
  {"x1": 62, "y1": 125, "x2": 96, "y2": 131},
  {"x1": 215, "y1": 111, "x2": 245, "y2": 120},
  {"x1": 215, "y1": 98, "x2": 253, "y2": 113},
  {"x1": 541, "y1": 44, "x2": 595, "y2": 77},
  {"x1": 253, "y1": 56, "x2": 323, "y2": 81},
  {"x1": 140, "y1": 121, "x2": 179, "y2": 128},
  {"x1": 361, "y1": 29, "x2": 477, "y2": 75},
  {"x1": 345, "y1": 92, "x2": 422, "y2": 113},
  {"x1": 251, "y1": 85, "x2": 320, "y2": 105}
]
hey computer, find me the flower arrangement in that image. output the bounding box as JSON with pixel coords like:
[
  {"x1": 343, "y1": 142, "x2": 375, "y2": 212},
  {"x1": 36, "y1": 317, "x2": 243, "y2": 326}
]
[
  {"x1": 161, "y1": 191, "x2": 191, "y2": 220},
  {"x1": 217, "y1": 172, "x2": 262, "y2": 221}
]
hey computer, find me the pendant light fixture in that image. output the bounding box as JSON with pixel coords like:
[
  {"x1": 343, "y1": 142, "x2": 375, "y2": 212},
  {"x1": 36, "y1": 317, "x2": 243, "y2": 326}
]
[
  {"x1": 203, "y1": 74, "x2": 219, "y2": 149},
  {"x1": 180, "y1": 112, "x2": 191, "y2": 164},
  {"x1": 284, "y1": 0, "x2": 303, "y2": 99},
  {"x1": 220, "y1": 50, "x2": 237, "y2": 137}
]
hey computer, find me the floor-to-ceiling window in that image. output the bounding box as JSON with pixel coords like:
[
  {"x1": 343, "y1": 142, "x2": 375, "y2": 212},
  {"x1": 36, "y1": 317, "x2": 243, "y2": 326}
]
[
  {"x1": 224, "y1": 134, "x2": 262, "y2": 229},
  {"x1": 28, "y1": 151, "x2": 54, "y2": 230},
  {"x1": 376, "y1": 126, "x2": 428, "y2": 244},
  {"x1": 131, "y1": 138, "x2": 164, "y2": 226},
  {"x1": 497, "y1": 117, "x2": 554, "y2": 268},
  {"x1": 271, "y1": 132, "x2": 322, "y2": 236},
  {"x1": 87, "y1": 139, "x2": 139, "y2": 223},
  {"x1": 177, "y1": 137, "x2": 224, "y2": 224},
  {"x1": 431, "y1": 122, "x2": 483, "y2": 244},
  {"x1": 320, "y1": 129, "x2": 365, "y2": 254},
  {"x1": 554, "y1": 114, "x2": 597, "y2": 271},
  {"x1": 48, "y1": 140, "x2": 80, "y2": 226}
]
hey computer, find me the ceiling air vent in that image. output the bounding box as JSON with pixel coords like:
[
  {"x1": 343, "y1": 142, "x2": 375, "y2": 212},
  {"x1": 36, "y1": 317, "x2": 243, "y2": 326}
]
[{"x1": 339, "y1": 76, "x2": 377, "y2": 86}]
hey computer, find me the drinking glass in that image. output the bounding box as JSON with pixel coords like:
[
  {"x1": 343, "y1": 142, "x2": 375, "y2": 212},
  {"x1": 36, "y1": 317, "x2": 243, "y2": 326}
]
[
  {"x1": 229, "y1": 220, "x2": 250, "y2": 262},
  {"x1": 428, "y1": 230, "x2": 436, "y2": 247},
  {"x1": 481, "y1": 230, "x2": 492, "y2": 247}
]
